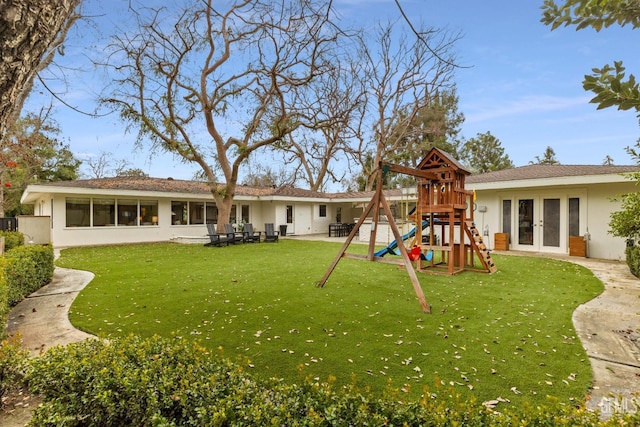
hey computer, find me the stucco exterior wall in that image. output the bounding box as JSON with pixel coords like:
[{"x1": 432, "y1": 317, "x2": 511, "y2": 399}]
[
  {"x1": 31, "y1": 190, "x2": 346, "y2": 247},
  {"x1": 474, "y1": 181, "x2": 635, "y2": 260},
  {"x1": 584, "y1": 183, "x2": 627, "y2": 260}
]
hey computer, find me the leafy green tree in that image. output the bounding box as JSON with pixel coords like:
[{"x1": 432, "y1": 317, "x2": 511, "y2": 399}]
[
  {"x1": 461, "y1": 131, "x2": 514, "y2": 173},
  {"x1": 602, "y1": 155, "x2": 615, "y2": 165},
  {"x1": 530, "y1": 146, "x2": 560, "y2": 165},
  {"x1": 1, "y1": 111, "x2": 81, "y2": 216},
  {"x1": 389, "y1": 89, "x2": 465, "y2": 167},
  {"x1": 609, "y1": 142, "x2": 640, "y2": 241},
  {"x1": 541, "y1": 0, "x2": 640, "y2": 116},
  {"x1": 542, "y1": 2, "x2": 640, "y2": 253}
]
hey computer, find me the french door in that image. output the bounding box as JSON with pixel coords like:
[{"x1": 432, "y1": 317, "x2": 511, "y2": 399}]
[{"x1": 515, "y1": 197, "x2": 562, "y2": 252}]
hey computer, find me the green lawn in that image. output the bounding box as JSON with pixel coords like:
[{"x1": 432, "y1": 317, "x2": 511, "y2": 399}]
[{"x1": 57, "y1": 240, "x2": 602, "y2": 409}]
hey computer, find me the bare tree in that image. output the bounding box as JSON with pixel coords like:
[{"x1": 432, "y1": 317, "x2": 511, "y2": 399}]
[
  {"x1": 354, "y1": 21, "x2": 460, "y2": 190},
  {"x1": 241, "y1": 163, "x2": 295, "y2": 188},
  {"x1": 101, "y1": 0, "x2": 344, "y2": 231},
  {"x1": 267, "y1": 57, "x2": 365, "y2": 191},
  {"x1": 0, "y1": 0, "x2": 81, "y2": 141},
  {"x1": 83, "y1": 151, "x2": 134, "y2": 179}
]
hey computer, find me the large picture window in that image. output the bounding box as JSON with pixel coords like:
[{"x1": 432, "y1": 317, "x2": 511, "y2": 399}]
[
  {"x1": 189, "y1": 201, "x2": 205, "y2": 225},
  {"x1": 171, "y1": 201, "x2": 188, "y2": 225},
  {"x1": 66, "y1": 198, "x2": 160, "y2": 228},
  {"x1": 140, "y1": 200, "x2": 159, "y2": 225},
  {"x1": 66, "y1": 198, "x2": 90, "y2": 227},
  {"x1": 118, "y1": 199, "x2": 138, "y2": 226},
  {"x1": 206, "y1": 202, "x2": 218, "y2": 224},
  {"x1": 93, "y1": 199, "x2": 115, "y2": 226}
]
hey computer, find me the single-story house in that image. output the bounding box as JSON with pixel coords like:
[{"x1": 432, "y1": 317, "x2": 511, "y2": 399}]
[
  {"x1": 467, "y1": 164, "x2": 640, "y2": 260},
  {"x1": 18, "y1": 177, "x2": 412, "y2": 248},
  {"x1": 19, "y1": 164, "x2": 640, "y2": 260}
]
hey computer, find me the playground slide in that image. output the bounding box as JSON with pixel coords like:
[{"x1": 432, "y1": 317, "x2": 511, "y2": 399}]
[{"x1": 373, "y1": 220, "x2": 430, "y2": 257}]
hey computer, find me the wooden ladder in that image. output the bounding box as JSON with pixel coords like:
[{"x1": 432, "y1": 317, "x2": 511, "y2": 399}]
[{"x1": 464, "y1": 220, "x2": 497, "y2": 273}]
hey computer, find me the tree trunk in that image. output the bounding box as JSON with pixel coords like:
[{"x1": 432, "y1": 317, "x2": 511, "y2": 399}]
[
  {"x1": 210, "y1": 185, "x2": 236, "y2": 233},
  {"x1": 0, "y1": 0, "x2": 80, "y2": 139}
]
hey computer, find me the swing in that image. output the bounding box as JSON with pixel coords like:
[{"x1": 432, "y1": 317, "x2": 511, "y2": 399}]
[
  {"x1": 425, "y1": 249, "x2": 434, "y2": 261},
  {"x1": 408, "y1": 245, "x2": 421, "y2": 261}
]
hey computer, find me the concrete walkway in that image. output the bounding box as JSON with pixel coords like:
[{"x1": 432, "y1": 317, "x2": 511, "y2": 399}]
[
  {"x1": 568, "y1": 257, "x2": 640, "y2": 415},
  {"x1": 2, "y1": 243, "x2": 639, "y2": 423},
  {"x1": 5, "y1": 267, "x2": 95, "y2": 356}
]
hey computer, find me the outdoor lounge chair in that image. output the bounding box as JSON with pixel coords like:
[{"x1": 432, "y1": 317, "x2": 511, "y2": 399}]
[
  {"x1": 264, "y1": 223, "x2": 279, "y2": 242},
  {"x1": 204, "y1": 224, "x2": 234, "y2": 247},
  {"x1": 224, "y1": 223, "x2": 245, "y2": 244},
  {"x1": 242, "y1": 223, "x2": 261, "y2": 243}
]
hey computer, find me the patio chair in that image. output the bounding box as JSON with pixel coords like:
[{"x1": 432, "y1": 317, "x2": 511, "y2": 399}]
[
  {"x1": 224, "y1": 223, "x2": 245, "y2": 244},
  {"x1": 204, "y1": 224, "x2": 233, "y2": 247},
  {"x1": 242, "y1": 223, "x2": 261, "y2": 243},
  {"x1": 264, "y1": 223, "x2": 279, "y2": 243}
]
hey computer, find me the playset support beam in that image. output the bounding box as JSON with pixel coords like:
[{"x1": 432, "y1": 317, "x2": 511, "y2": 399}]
[
  {"x1": 319, "y1": 150, "x2": 497, "y2": 312},
  {"x1": 318, "y1": 167, "x2": 431, "y2": 313}
]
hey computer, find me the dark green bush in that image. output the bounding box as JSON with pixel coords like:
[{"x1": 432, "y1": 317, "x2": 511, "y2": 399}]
[
  {"x1": 21, "y1": 244, "x2": 54, "y2": 286},
  {"x1": 627, "y1": 245, "x2": 640, "y2": 278},
  {"x1": 27, "y1": 334, "x2": 639, "y2": 426},
  {"x1": 0, "y1": 335, "x2": 29, "y2": 402},
  {"x1": 0, "y1": 258, "x2": 7, "y2": 334},
  {"x1": 3, "y1": 244, "x2": 54, "y2": 306},
  {"x1": 0, "y1": 230, "x2": 24, "y2": 251}
]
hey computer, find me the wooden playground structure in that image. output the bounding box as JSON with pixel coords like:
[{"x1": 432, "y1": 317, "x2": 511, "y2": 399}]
[{"x1": 318, "y1": 148, "x2": 497, "y2": 313}]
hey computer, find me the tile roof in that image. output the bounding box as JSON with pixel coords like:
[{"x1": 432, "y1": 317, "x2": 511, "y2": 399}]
[
  {"x1": 34, "y1": 177, "x2": 297, "y2": 197},
  {"x1": 34, "y1": 164, "x2": 637, "y2": 199},
  {"x1": 30, "y1": 176, "x2": 401, "y2": 200},
  {"x1": 467, "y1": 164, "x2": 640, "y2": 184}
]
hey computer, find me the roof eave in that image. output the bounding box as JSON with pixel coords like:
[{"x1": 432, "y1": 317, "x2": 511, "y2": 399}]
[{"x1": 468, "y1": 173, "x2": 635, "y2": 190}]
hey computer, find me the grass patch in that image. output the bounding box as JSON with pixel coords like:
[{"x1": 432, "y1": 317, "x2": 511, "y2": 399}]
[{"x1": 58, "y1": 240, "x2": 602, "y2": 409}]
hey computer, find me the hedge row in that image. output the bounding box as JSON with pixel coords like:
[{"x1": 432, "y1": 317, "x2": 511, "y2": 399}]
[
  {"x1": 27, "y1": 334, "x2": 639, "y2": 426},
  {"x1": 0, "y1": 230, "x2": 26, "y2": 252},
  {"x1": 627, "y1": 245, "x2": 640, "y2": 278},
  {"x1": 0, "y1": 234, "x2": 54, "y2": 404},
  {"x1": 3, "y1": 243, "x2": 54, "y2": 307},
  {"x1": 0, "y1": 235, "x2": 54, "y2": 334}
]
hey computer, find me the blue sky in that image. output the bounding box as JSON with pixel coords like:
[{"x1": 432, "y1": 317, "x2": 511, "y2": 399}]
[{"x1": 24, "y1": 0, "x2": 640, "y2": 184}]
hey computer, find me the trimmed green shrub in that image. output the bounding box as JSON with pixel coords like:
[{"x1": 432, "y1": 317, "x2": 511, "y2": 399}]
[
  {"x1": 20, "y1": 244, "x2": 54, "y2": 286},
  {"x1": 27, "y1": 334, "x2": 640, "y2": 426},
  {"x1": 627, "y1": 245, "x2": 640, "y2": 278},
  {"x1": 0, "y1": 335, "x2": 29, "y2": 402},
  {"x1": 0, "y1": 258, "x2": 7, "y2": 335},
  {"x1": 3, "y1": 245, "x2": 54, "y2": 306},
  {"x1": 0, "y1": 230, "x2": 24, "y2": 252}
]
